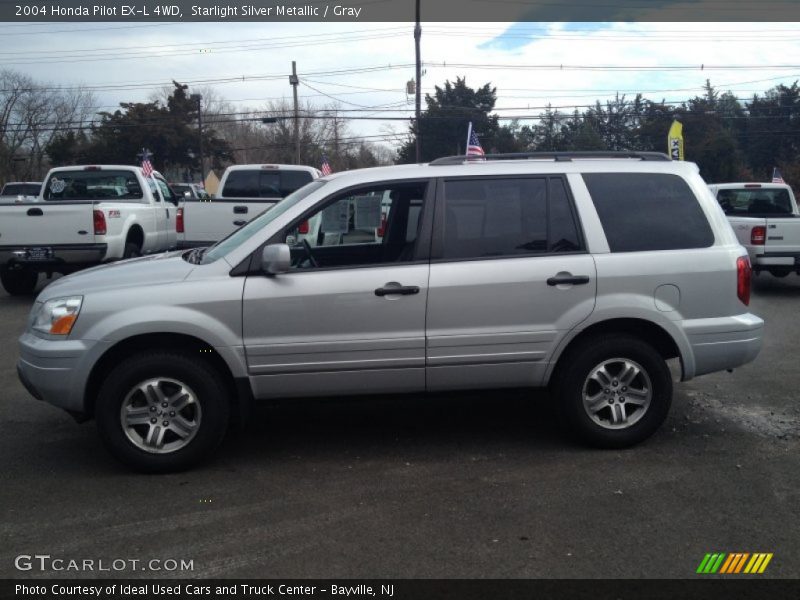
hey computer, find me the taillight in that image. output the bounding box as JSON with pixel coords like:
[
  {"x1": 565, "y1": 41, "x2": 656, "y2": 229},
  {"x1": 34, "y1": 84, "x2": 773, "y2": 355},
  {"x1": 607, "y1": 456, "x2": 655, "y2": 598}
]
[
  {"x1": 93, "y1": 209, "x2": 106, "y2": 235},
  {"x1": 737, "y1": 256, "x2": 751, "y2": 306},
  {"x1": 377, "y1": 213, "x2": 387, "y2": 237},
  {"x1": 176, "y1": 207, "x2": 184, "y2": 233},
  {"x1": 297, "y1": 220, "x2": 309, "y2": 234},
  {"x1": 751, "y1": 226, "x2": 766, "y2": 245}
]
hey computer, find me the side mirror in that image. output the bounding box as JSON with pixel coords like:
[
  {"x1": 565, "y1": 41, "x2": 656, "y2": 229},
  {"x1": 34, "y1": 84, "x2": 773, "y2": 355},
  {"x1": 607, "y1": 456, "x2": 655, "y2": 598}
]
[
  {"x1": 184, "y1": 191, "x2": 192, "y2": 199},
  {"x1": 261, "y1": 243, "x2": 290, "y2": 275}
]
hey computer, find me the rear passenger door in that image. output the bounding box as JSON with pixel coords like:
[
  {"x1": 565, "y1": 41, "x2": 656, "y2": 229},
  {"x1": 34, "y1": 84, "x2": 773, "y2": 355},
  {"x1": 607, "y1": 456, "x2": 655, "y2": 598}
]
[{"x1": 426, "y1": 176, "x2": 596, "y2": 391}]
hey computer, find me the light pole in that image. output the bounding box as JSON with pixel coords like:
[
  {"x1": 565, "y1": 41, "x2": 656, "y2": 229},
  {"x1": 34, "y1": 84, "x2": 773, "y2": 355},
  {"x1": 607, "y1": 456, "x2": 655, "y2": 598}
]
[
  {"x1": 190, "y1": 93, "x2": 205, "y2": 183},
  {"x1": 414, "y1": 0, "x2": 422, "y2": 162}
]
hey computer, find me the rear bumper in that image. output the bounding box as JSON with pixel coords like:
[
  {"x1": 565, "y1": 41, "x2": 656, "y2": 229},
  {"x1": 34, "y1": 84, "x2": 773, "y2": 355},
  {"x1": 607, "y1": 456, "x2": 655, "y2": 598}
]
[
  {"x1": 681, "y1": 313, "x2": 764, "y2": 378},
  {"x1": 0, "y1": 244, "x2": 107, "y2": 272}
]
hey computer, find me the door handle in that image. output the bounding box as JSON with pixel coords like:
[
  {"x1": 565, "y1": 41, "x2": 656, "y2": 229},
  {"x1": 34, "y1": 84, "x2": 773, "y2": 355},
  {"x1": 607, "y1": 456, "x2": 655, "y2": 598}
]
[
  {"x1": 165, "y1": 209, "x2": 170, "y2": 218},
  {"x1": 233, "y1": 206, "x2": 248, "y2": 214},
  {"x1": 233, "y1": 220, "x2": 247, "y2": 226},
  {"x1": 27, "y1": 208, "x2": 43, "y2": 216},
  {"x1": 547, "y1": 275, "x2": 590, "y2": 286},
  {"x1": 375, "y1": 285, "x2": 420, "y2": 297}
]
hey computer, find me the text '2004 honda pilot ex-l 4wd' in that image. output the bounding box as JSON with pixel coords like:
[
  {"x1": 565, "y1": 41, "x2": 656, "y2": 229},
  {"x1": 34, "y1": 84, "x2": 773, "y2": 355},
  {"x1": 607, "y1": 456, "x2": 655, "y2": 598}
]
[{"x1": 17, "y1": 152, "x2": 764, "y2": 472}]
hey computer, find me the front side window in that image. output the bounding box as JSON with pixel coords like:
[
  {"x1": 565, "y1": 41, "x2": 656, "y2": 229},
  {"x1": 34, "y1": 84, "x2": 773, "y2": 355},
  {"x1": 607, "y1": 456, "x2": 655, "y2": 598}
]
[
  {"x1": 283, "y1": 181, "x2": 428, "y2": 270},
  {"x1": 583, "y1": 172, "x2": 714, "y2": 252},
  {"x1": 155, "y1": 178, "x2": 178, "y2": 205},
  {"x1": 441, "y1": 176, "x2": 582, "y2": 260}
]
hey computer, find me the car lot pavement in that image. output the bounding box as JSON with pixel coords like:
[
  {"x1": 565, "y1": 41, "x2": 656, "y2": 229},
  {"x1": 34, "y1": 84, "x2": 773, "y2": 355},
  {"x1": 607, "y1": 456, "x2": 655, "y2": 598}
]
[{"x1": 1, "y1": 274, "x2": 798, "y2": 579}]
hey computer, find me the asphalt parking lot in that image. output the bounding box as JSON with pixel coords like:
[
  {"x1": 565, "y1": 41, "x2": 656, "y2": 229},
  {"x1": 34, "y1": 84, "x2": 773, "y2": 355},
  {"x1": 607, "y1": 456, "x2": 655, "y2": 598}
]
[{"x1": 1, "y1": 274, "x2": 798, "y2": 580}]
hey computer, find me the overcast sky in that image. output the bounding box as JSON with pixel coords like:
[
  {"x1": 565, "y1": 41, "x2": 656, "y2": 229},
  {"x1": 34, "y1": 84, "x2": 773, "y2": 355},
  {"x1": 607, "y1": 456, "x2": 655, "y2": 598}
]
[{"x1": 5, "y1": 21, "x2": 800, "y2": 154}]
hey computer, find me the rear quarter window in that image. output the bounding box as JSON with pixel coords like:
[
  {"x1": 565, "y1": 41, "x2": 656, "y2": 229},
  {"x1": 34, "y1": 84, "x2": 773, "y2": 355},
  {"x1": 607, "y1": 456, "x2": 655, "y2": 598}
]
[{"x1": 583, "y1": 172, "x2": 714, "y2": 252}]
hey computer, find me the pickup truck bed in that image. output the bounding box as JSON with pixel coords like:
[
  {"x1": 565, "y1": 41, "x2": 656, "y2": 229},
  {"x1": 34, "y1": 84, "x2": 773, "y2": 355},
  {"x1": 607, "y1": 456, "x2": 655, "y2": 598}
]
[{"x1": 177, "y1": 197, "x2": 280, "y2": 248}]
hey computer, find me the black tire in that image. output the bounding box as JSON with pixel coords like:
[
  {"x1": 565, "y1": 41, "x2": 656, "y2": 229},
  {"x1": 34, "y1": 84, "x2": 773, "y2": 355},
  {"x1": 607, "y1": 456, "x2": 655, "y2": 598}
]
[
  {"x1": 122, "y1": 242, "x2": 142, "y2": 259},
  {"x1": 0, "y1": 269, "x2": 38, "y2": 295},
  {"x1": 770, "y1": 268, "x2": 791, "y2": 278},
  {"x1": 95, "y1": 352, "x2": 230, "y2": 473},
  {"x1": 552, "y1": 334, "x2": 672, "y2": 448}
]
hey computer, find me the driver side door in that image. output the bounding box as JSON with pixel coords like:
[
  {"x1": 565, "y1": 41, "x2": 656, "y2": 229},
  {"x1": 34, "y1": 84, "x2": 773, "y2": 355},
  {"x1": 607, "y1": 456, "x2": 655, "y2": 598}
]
[{"x1": 242, "y1": 179, "x2": 434, "y2": 400}]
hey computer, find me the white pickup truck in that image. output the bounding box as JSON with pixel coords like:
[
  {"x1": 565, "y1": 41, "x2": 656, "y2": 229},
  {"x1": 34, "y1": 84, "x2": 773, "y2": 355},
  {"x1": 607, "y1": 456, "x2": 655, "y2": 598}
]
[
  {"x1": 709, "y1": 182, "x2": 800, "y2": 277},
  {"x1": 0, "y1": 165, "x2": 179, "y2": 295},
  {"x1": 176, "y1": 164, "x2": 320, "y2": 248}
]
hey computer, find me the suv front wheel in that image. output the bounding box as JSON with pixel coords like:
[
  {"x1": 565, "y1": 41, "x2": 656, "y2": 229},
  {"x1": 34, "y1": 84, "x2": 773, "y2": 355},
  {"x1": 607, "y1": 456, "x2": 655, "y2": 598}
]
[
  {"x1": 553, "y1": 334, "x2": 672, "y2": 448},
  {"x1": 96, "y1": 352, "x2": 230, "y2": 472}
]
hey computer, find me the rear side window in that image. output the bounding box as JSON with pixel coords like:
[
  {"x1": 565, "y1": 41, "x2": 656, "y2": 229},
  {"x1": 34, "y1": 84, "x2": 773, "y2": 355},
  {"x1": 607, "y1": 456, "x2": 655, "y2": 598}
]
[
  {"x1": 441, "y1": 176, "x2": 583, "y2": 260},
  {"x1": 583, "y1": 173, "x2": 714, "y2": 252},
  {"x1": 221, "y1": 169, "x2": 313, "y2": 198}
]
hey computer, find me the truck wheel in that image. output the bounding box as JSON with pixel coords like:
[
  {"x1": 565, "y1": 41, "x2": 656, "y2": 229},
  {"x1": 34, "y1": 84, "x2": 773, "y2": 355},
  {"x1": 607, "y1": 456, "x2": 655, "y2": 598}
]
[
  {"x1": 123, "y1": 243, "x2": 142, "y2": 259},
  {"x1": 95, "y1": 352, "x2": 230, "y2": 472},
  {"x1": 552, "y1": 334, "x2": 672, "y2": 448},
  {"x1": 0, "y1": 269, "x2": 38, "y2": 295}
]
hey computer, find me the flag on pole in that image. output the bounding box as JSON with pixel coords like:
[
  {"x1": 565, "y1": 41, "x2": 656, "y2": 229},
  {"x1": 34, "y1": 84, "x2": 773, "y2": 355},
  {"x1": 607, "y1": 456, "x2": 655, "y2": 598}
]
[
  {"x1": 667, "y1": 120, "x2": 684, "y2": 161},
  {"x1": 140, "y1": 148, "x2": 154, "y2": 177},
  {"x1": 772, "y1": 167, "x2": 785, "y2": 184},
  {"x1": 466, "y1": 122, "x2": 485, "y2": 159},
  {"x1": 321, "y1": 154, "x2": 332, "y2": 176}
]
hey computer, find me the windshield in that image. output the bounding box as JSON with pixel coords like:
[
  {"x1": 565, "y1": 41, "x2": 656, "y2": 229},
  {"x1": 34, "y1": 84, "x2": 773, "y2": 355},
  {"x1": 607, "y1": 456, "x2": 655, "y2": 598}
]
[
  {"x1": 199, "y1": 180, "x2": 327, "y2": 265},
  {"x1": 43, "y1": 170, "x2": 143, "y2": 201}
]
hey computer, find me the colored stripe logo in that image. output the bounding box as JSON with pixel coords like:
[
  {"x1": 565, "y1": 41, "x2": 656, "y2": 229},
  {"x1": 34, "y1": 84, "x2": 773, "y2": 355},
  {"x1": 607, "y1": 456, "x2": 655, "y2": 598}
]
[{"x1": 697, "y1": 552, "x2": 773, "y2": 574}]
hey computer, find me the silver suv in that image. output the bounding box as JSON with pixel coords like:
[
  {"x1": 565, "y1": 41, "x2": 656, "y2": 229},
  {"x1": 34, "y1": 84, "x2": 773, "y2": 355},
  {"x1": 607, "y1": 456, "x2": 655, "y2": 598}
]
[{"x1": 17, "y1": 152, "x2": 764, "y2": 472}]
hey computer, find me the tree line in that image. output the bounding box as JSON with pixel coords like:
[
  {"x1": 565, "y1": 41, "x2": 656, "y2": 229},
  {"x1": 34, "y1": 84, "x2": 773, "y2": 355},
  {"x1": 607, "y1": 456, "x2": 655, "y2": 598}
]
[
  {"x1": 398, "y1": 77, "x2": 800, "y2": 189},
  {"x1": 2, "y1": 68, "x2": 799, "y2": 190}
]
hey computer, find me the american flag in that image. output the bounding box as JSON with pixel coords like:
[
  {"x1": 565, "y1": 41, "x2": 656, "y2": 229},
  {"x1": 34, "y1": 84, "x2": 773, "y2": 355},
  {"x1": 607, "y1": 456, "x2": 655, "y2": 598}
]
[
  {"x1": 321, "y1": 154, "x2": 332, "y2": 176},
  {"x1": 772, "y1": 167, "x2": 785, "y2": 184},
  {"x1": 140, "y1": 148, "x2": 154, "y2": 178},
  {"x1": 467, "y1": 126, "x2": 485, "y2": 159}
]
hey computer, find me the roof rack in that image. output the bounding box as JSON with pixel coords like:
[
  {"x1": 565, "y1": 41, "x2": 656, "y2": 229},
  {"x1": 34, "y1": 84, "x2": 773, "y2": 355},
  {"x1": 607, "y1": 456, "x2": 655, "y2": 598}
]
[{"x1": 429, "y1": 151, "x2": 671, "y2": 166}]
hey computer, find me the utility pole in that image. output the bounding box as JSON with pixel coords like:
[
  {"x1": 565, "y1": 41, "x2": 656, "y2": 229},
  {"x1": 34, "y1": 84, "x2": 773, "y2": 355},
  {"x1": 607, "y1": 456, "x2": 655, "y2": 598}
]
[
  {"x1": 414, "y1": 0, "x2": 422, "y2": 162},
  {"x1": 190, "y1": 93, "x2": 205, "y2": 183},
  {"x1": 290, "y1": 61, "x2": 300, "y2": 164}
]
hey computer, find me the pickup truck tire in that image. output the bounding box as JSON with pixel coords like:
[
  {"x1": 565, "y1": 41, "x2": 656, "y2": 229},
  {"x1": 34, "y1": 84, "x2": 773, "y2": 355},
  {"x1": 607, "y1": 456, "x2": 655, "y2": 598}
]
[
  {"x1": 0, "y1": 268, "x2": 38, "y2": 295},
  {"x1": 553, "y1": 334, "x2": 672, "y2": 448},
  {"x1": 122, "y1": 242, "x2": 142, "y2": 259},
  {"x1": 95, "y1": 352, "x2": 230, "y2": 473}
]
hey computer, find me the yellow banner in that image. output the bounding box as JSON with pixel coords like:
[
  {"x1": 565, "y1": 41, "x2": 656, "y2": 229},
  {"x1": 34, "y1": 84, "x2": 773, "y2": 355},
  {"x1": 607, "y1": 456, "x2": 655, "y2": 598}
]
[{"x1": 668, "y1": 120, "x2": 684, "y2": 161}]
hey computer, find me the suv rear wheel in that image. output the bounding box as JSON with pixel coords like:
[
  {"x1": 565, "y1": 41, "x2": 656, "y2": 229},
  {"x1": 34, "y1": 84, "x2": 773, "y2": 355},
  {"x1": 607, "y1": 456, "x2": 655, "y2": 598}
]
[
  {"x1": 553, "y1": 334, "x2": 672, "y2": 448},
  {"x1": 95, "y1": 352, "x2": 230, "y2": 472}
]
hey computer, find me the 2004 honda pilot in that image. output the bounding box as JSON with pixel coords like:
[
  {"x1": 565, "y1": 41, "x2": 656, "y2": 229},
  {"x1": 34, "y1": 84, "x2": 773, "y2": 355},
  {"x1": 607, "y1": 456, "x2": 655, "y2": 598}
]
[{"x1": 17, "y1": 152, "x2": 764, "y2": 471}]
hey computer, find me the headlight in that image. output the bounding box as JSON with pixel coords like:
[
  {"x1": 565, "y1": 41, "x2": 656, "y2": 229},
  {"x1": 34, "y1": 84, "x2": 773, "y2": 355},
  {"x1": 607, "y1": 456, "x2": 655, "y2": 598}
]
[{"x1": 31, "y1": 296, "x2": 83, "y2": 336}]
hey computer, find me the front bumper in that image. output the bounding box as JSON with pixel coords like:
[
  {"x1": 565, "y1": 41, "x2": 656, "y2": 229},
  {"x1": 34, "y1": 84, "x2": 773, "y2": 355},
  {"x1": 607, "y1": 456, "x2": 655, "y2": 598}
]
[
  {"x1": 682, "y1": 313, "x2": 764, "y2": 378},
  {"x1": 17, "y1": 331, "x2": 109, "y2": 416}
]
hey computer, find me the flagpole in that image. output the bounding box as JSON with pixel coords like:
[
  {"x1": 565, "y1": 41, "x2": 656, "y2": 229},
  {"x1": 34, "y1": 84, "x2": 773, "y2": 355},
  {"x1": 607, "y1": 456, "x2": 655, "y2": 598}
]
[{"x1": 465, "y1": 121, "x2": 473, "y2": 156}]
